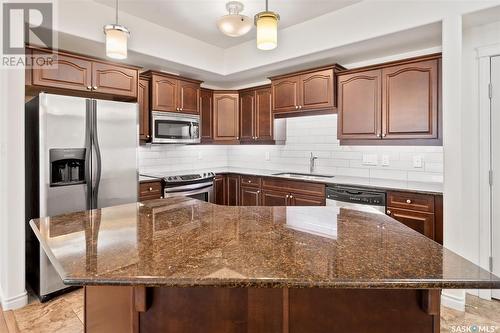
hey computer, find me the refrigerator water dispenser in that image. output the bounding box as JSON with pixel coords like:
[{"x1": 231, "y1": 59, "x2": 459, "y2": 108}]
[{"x1": 49, "y1": 148, "x2": 86, "y2": 186}]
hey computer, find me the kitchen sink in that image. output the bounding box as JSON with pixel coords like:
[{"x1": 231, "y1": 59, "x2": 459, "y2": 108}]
[{"x1": 272, "y1": 172, "x2": 335, "y2": 180}]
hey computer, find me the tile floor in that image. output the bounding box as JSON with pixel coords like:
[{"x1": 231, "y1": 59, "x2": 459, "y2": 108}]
[{"x1": 1, "y1": 289, "x2": 499, "y2": 332}]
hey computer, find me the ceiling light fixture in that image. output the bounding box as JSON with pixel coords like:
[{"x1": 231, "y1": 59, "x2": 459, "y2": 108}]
[
  {"x1": 217, "y1": 1, "x2": 252, "y2": 37},
  {"x1": 103, "y1": 0, "x2": 130, "y2": 59},
  {"x1": 254, "y1": 0, "x2": 280, "y2": 50}
]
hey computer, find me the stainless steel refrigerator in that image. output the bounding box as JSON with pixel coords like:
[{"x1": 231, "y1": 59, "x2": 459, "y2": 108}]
[{"x1": 25, "y1": 93, "x2": 138, "y2": 301}]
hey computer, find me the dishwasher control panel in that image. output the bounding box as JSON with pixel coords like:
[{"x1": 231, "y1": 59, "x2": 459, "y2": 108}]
[{"x1": 326, "y1": 185, "x2": 386, "y2": 207}]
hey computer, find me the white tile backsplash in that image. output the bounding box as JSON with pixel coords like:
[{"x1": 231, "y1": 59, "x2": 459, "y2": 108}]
[{"x1": 138, "y1": 114, "x2": 443, "y2": 183}]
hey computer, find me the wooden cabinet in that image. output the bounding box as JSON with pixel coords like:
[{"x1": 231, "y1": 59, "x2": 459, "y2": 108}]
[
  {"x1": 270, "y1": 65, "x2": 344, "y2": 117},
  {"x1": 144, "y1": 71, "x2": 202, "y2": 114},
  {"x1": 386, "y1": 191, "x2": 443, "y2": 243},
  {"x1": 213, "y1": 175, "x2": 226, "y2": 205},
  {"x1": 338, "y1": 70, "x2": 382, "y2": 140},
  {"x1": 139, "y1": 180, "x2": 163, "y2": 201},
  {"x1": 213, "y1": 92, "x2": 239, "y2": 143},
  {"x1": 138, "y1": 77, "x2": 150, "y2": 141},
  {"x1": 200, "y1": 89, "x2": 214, "y2": 143},
  {"x1": 261, "y1": 189, "x2": 289, "y2": 206},
  {"x1": 226, "y1": 175, "x2": 240, "y2": 206},
  {"x1": 262, "y1": 178, "x2": 326, "y2": 206},
  {"x1": 337, "y1": 54, "x2": 441, "y2": 145},
  {"x1": 239, "y1": 86, "x2": 274, "y2": 143},
  {"x1": 290, "y1": 193, "x2": 325, "y2": 206},
  {"x1": 26, "y1": 47, "x2": 140, "y2": 99},
  {"x1": 240, "y1": 186, "x2": 261, "y2": 206}
]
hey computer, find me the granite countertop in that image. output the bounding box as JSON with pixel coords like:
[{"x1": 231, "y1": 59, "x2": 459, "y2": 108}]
[{"x1": 31, "y1": 197, "x2": 498, "y2": 289}]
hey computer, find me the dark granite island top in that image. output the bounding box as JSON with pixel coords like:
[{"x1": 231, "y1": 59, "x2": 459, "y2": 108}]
[{"x1": 30, "y1": 197, "x2": 499, "y2": 289}]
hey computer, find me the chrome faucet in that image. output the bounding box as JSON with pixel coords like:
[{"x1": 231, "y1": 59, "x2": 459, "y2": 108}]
[{"x1": 309, "y1": 152, "x2": 318, "y2": 174}]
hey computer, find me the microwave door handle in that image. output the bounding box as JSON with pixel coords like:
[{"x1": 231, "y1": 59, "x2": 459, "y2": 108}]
[{"x1": 189, "y1": 122, "x2": 193, "y2": 138}]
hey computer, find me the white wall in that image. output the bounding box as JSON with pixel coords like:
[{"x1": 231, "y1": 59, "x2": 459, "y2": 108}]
[{"x1": 227, "y1": 115, "x2": 443, "y2": 182}]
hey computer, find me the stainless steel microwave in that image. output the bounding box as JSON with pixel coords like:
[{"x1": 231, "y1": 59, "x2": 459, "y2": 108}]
[{"x1": 151, "y1": 111, "x2": 200, "y2": 144}]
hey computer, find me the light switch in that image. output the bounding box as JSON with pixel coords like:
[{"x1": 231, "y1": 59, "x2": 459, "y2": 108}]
[
  {"x1": 413, "y1": 155, "x2": 423, "y2": 168},
  {"x1": 381, "y1": 155, "x2": 390, "y2": 166},
  {"x1": 265, "y1": 152, "x2": 270, "y2": 161},
  {"x1": 362, "y1": 154, "x2": 378, "y2": 166}
]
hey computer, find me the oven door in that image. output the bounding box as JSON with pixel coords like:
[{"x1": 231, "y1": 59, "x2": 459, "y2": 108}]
[
  {"x1": 164, "y1": 182, "x2": 213, "y2": 203},
  {"x1": 152, "y1": 112, "x2": 200, "y2": 144}
]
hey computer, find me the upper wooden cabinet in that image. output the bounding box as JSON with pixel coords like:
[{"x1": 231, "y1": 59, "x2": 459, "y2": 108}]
[
  {"x1": 138, "y1": 77, "x2": 150, "y2": 141},
  {"x1": 200, "y1": 89, "x2": 214, "y2": 143},
  {"x1": 213, "y1": 92, "x2": 239, "y2": 143},
  {"x1": 338, "y1": 70, "x2": 382, "y2": 140},
  {"x1": 239, "y1": 86, "x2": 273, "y2": 144},
  {"x1": 142, "y1": 71, "x2": 202, "y2": 114},
  {"x1": 337, "y1": 54, "x2": 441, "y2": 145},
  {"x1": 26, "y1": 47, "x2": 140, "y2": 100},
  {"x1": 270, "y1": 65, "x2": 345, "y2": 117}
]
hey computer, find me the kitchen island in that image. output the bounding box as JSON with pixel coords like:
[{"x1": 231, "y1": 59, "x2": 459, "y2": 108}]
[{"x1": 30, "y1": 197, "x2": 500, "y2": 333}]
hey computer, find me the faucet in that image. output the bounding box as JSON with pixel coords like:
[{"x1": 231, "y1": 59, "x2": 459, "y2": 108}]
[{"x1": 309, "y1": 152, "x2": 318, "y2": 174}]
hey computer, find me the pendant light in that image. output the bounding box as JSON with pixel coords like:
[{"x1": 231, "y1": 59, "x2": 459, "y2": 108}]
[
  {"x1": 254, "y1": 0, "x2": 280, "y2": 50},
  {"x1": 217, "y1": 1, "x2": 252, "y2": 37},
  {"x1": 103, "y1": 0, "x2": 130, "y2": 60}
]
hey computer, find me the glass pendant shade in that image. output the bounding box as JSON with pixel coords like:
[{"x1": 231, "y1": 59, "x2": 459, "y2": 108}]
[
  {"x1": 255, "y1": 12, "x2": 279, "y2": 50},
  {"x1": 217, "y1": 1, "x2": 252, "y2": 37},
  {"x1": 104, "y1": 24, "x2": 129, "y2": 60}
]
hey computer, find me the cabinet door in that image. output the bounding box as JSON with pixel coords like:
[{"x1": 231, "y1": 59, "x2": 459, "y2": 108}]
[
  {"x1": 91, "y1": 62, "x2": 138, "y2": 98},
  {"x1": 178, "y1": 80, "x2": 200, "y2": 114},
  {"x1": 151, "y1": 75, "x2": 177, "y2": 112},
  {"x1": 261, "y1": 190, "x2": 289, "y2": 206},
  {"x1": 200, "y1": 89, "x2": 213, "y2": 143},
  {"x1": 226, "y1": 175, "x2": 240, "y2": 206},
  {"x1": 272, "y1": 76, "x2": 300, "y2": 113},
  {"x1": 213, "y1": 175, "x2": 226, "y2": 205},
  {"x1": 31, "y1": 50, "x2": 92, "y2": 91},
  {"x1": 240, "y1": 186, "x2": 261, "y2": 206},
  {"x1": 239, "y1": 90, "x2": 255, "y2": 142},
  {"x1": 300, "y1": 69, "x2": 334, "y2": 111},
  {"x1": 337, "y1": 70, "x2": 382, "y2": 140},
  {"x1": 139, "y1": 181, "x2": 163, "y2": 201},
  {"x1": 381, "y1": 59, "x2": 438, "y2": 139},
  {"x1": 387, "y1": 208, "x2": 435, "y2": 240},
  {"x1": 255, "y1": 87, "x2": 273, "y2": 142},
  {"x1": 138, "y1": 78, "x2": 150, "y2": 141},
  {"x1": 213, "y1": 93, "x2": 239, "y2": 142},
  {"x1": 290, "y1": 193, "x2": 325, "y2": 206}
]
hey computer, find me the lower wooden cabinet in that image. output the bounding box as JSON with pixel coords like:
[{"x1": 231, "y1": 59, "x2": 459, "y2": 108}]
[
  {"x1": 261, "y1": 189, "x2": 289, "y2": 206},
  {"x1": 386, "y1": 191, "x2": 442, "y2": 244},
  {"x1": 213, "y1": 175, "x2": 226, "y2": 205},
  {"x1": 240, "y1": 186, "x2": 261, "y2": 206},
  {"x1": 139, "y1": 180, "x2": 163, "y2": 201},
  {"x1": 226, "y1": 175, "x2": 240, "y2": 206},
  {"x1": 290, "y1": 193, "x2": 325, "y2": 206}
]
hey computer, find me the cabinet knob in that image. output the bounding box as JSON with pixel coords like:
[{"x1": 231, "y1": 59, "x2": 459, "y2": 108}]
[
  {"x1": 180, "y1": 108, "x2": 183, "y2": 111},
  {"x1": 285, "y1": 194, "x2": 289, "y2": 198},
  {"x1": 149, "y1": 187, "x2": 153, "y2": 191},
  {"x1": 386, "y1": 210, "x2": 391, "y2": 215},
  {"x1": 290, "y1": 195, "x2": 294, "y2": 199},
  {"x1": 295, "y1": 105, "x2": 299, "y2": 110},
  {"x1": 248, "y1": 180, "x2": 252, "y2": 183},
  {"x1": 236, "y1": 136, "x2": 239, "y2": 140},
  {"x1": 299, "y1": 105, "x2": 302, "y2": 109},
  {"x1": 257, "y1": 190, "x2": 261, "y2": 194},
  {"x1": 377, "y1": 134, "x2": 381, "y2": 138},
  {"x1": 382, "y1": 133, "x2": 387, "y2": 137},
  {"x1": 406, "y1": 199, "x2": 412, "y2": 204},
  {"x1": 87, "y1": 86, "x2": 92, "y2": 90},
  {"x1": 146, "y1": 135, "x2": 150, "y2": 138},
  {"x1": 93, "y1": 86, "x2": 98, "y2": 90}
]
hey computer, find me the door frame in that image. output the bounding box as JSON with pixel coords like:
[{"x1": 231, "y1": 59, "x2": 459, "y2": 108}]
[{"x1": 477, "y1": 43, "x2": 500, "y2": 300}]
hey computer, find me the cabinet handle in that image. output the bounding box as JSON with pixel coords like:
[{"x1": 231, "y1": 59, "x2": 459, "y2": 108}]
[
  {"x1": 386, "y1": 210, "x2": 391, "y2": 215},
  {"x1": 93, "y1": 86, "x2": 98, "y2": 90},
  {"x1": 406, "y1": 199, "x2": 412, "y2": 204},
  {"x1": 87, "y1": 86, "x2": 92, "y2": 90}
]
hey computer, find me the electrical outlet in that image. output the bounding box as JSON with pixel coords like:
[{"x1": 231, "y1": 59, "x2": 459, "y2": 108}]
[
  {"x1": 265, "y1": 152, "x2": 270, "y2": 161},
  {"x1": 413, "y1": 155, "x2": 423, "y2": 168},
  {"x1": 381, "y1": 155, "x2": 390, "y2": 166},
  {"x1": 362, "y1": 154, "x2": 378, "y2": 166}
]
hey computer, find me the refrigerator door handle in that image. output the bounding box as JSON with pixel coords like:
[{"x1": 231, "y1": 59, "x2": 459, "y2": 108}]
[
  {"x1": 91, "y1": 100, "x2": 102, "y2": 209},
  {"x1": 85, "y1": 99, "x2": 93, "y2": 210}
]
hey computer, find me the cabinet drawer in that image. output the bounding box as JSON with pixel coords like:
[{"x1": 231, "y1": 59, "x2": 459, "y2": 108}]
[
  {"x1": 240, "y1": 175, "x2": 261, "y2": 188},
  {"x1": 387, "y1": 191, "x2": 434, "y2": 213},
  {"x1": 139, "y1": 181, "x2": 162, "y2": 198},
  {"x1": 387, "y1": 208, "x2": 435, "y2": 240},
  {"x1": 263, "y1": 178, "x2": 325, "y2": 197}
]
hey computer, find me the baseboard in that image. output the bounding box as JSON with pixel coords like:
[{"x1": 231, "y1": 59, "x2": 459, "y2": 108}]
[
  {"x1": 0, "y1": 287, "x2": 28, "y2": 310},
  {"x1": 441, "y1": 290, "x2": 466, "y2": 311}
]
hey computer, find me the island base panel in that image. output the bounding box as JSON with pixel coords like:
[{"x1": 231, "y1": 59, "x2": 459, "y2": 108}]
[{"x1": 84, "y1": 286, "x2": 440, "y2": 333}]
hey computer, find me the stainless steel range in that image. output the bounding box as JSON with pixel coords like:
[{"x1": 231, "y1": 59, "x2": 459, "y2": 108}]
[{"x1": 141, "y1": 172, "x2": 215, "y2": 203}]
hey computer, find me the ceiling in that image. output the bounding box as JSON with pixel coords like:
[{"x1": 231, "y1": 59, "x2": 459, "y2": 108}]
[{"x1": 93, "y1": 0, "x2": 361, "y2": 48}]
